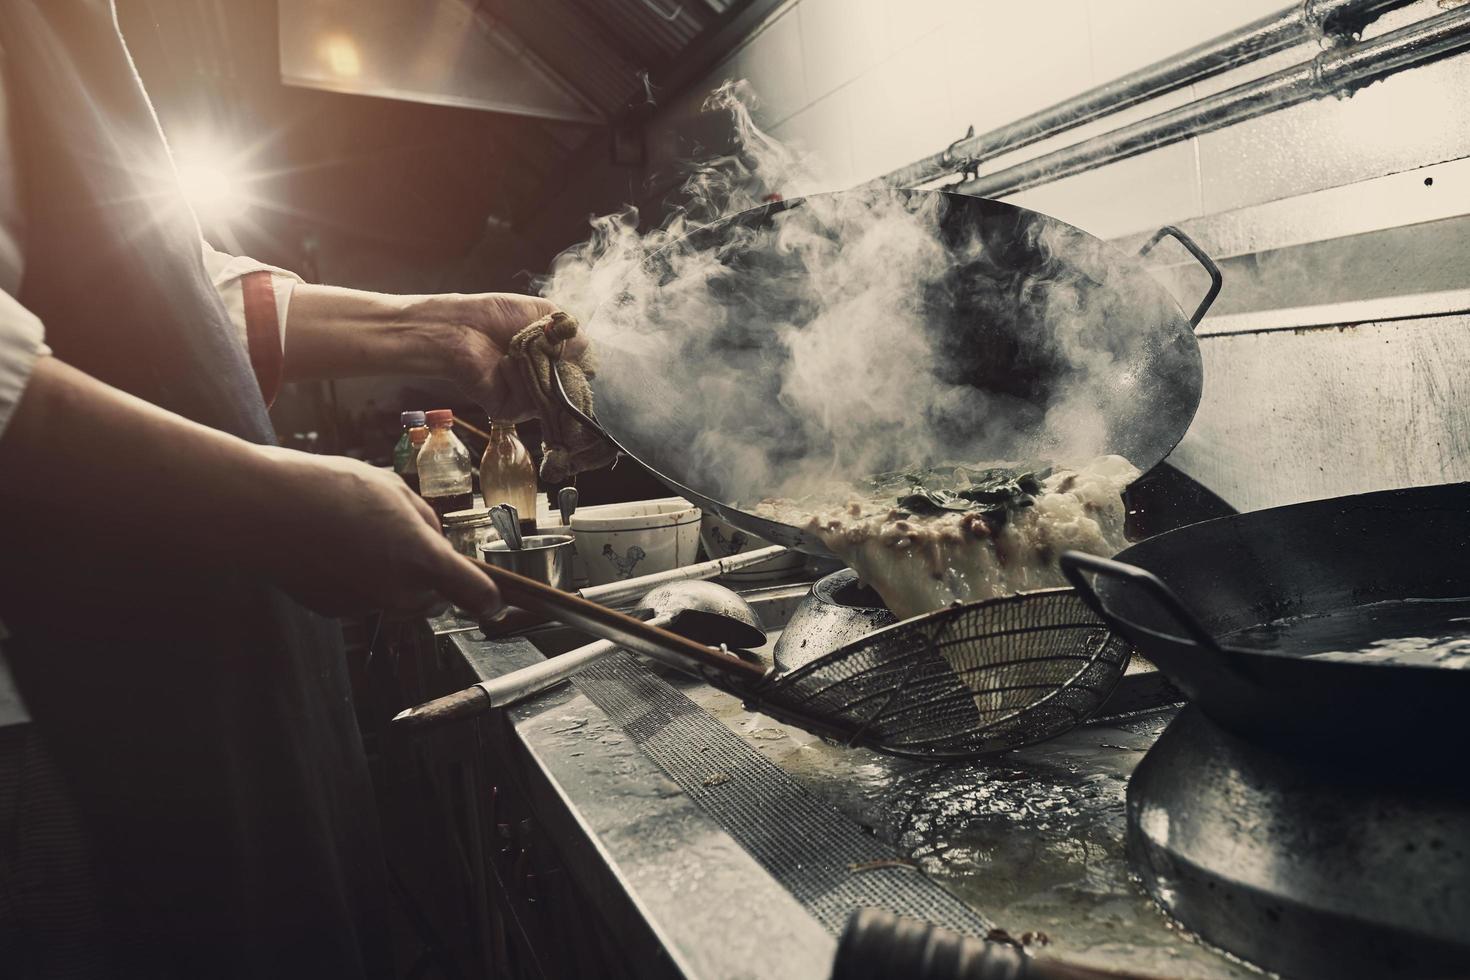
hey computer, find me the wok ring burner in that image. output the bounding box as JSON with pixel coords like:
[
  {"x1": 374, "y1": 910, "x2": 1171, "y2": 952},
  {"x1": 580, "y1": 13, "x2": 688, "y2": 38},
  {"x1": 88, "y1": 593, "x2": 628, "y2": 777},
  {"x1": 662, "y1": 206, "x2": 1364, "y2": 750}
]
[{"x1": 1127, "y1": 707, "x2": 1470, "y2": 979}]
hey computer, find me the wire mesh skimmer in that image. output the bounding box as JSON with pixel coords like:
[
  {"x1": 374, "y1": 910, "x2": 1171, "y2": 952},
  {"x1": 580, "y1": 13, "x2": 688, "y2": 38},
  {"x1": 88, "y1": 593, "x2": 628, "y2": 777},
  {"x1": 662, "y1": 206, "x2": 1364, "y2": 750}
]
[
  {"x1": 396, "y1": 565, "x2": 1132, "y2": 761},
  {"x1": 746, "y1": 589, "x2": 1131, "y2": 759}
]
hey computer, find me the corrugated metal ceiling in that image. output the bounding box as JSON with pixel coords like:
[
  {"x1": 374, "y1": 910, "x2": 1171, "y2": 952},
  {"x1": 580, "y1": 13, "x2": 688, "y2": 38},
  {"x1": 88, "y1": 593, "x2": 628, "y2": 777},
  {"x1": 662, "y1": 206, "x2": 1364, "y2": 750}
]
[
  {"x1": 475, "y1": 0, "x2": 730, "y2": 114},
  {"x1": 472, "y1": 0, "x2": 737, "y2": 117},
  {"x1": 280, "y1": 0, "x2": 748, "y2": 124}
]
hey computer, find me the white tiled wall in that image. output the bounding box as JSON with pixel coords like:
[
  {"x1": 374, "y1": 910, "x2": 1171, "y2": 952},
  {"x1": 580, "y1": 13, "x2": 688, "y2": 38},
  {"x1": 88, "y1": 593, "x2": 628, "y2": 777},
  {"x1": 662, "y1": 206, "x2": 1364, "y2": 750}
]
[
  {"x1": 729, "y1": 5, "x2": 809, "y2": 126},
  {"x1": 942, "y1": 0, "x2": 1095, "y2": 140},
  {"x1": 795, "y1": 0, "x2": 888, "y2": 103},
  {"x1": 640, "y1": 0, "x2": 1468, "y2": 242}
]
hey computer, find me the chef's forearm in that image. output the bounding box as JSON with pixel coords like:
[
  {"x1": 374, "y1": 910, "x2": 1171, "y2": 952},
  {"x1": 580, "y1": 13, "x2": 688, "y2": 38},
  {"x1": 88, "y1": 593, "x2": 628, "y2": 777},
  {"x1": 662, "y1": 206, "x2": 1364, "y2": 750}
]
[
  {"x1": 281, "y1": 283, "x2": 466, "y2": 383},
  {"x1": 0, "y1": 356, "x2": 506, "y2": 621},
  {"x1": 0, "y1": 356, "x2": 280, "y2": 559}
]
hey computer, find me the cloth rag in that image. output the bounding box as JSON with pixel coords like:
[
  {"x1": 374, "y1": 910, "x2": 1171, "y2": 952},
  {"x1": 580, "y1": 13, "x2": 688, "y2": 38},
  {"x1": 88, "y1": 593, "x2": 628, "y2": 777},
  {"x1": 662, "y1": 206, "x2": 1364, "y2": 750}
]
[{"x1": 506, "y1": 311, "x2": 619, "y2": 482}]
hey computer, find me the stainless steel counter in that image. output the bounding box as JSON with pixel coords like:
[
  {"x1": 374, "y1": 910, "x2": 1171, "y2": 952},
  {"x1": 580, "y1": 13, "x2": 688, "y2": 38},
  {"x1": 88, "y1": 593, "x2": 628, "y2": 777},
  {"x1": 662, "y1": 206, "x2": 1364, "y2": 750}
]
[{"x1": 416, "y1": 583, "x2": 1259, "y2": 980}]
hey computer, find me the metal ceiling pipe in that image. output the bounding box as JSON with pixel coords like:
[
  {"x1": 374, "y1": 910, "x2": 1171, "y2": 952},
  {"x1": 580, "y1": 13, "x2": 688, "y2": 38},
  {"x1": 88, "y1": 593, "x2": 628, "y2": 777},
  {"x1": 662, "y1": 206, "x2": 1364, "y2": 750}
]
[
  {"x1": 952, "y1": 4, "x2": 1470, "y2": 200},
  {"x1": 878, "y1": 0, "x2": 1413, "y2": 189}
]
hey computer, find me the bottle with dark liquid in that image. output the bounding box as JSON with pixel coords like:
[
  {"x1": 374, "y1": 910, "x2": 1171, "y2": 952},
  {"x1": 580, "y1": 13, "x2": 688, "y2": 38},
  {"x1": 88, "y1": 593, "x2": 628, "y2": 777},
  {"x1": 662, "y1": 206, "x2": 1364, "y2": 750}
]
[
  {"x1": 417, "y1": 409, "x2": 474, "y2": 519},
  {"x1": 479, "y1": 420, "x2": 539, "y2": 536},
  {"x1": 392, "y1": 410, "x2": 429, "y2": 493}
]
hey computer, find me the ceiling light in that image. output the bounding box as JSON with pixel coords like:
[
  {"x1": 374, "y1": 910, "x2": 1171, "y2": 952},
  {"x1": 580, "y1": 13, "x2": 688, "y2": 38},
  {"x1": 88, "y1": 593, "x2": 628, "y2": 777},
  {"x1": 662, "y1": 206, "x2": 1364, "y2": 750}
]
[{"x1": 317, "y1": 34, "x2": 363, "y2": 79}]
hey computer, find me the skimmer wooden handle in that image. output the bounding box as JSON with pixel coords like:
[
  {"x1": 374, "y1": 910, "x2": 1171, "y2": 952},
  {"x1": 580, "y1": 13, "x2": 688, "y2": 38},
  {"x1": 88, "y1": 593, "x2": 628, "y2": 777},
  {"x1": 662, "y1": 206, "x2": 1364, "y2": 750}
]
[{"x1": 470, "y1": 559, "x2": 766, "y2": 683}]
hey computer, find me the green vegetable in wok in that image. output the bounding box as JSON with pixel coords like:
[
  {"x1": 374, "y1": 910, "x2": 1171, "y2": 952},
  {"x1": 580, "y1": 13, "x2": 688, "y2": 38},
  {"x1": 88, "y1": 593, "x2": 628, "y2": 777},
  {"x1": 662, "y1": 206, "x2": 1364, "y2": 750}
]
[{"x1": 894, "y1": 465, "x2": 1051, "y2": 525}]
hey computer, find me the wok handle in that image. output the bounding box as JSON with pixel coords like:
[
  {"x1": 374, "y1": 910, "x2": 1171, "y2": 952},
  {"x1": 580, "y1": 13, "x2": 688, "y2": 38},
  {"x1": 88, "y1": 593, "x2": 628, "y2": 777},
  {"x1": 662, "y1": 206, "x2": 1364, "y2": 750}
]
[
  {"x1": 393, "y1": 639, "x2": 619, "y2": 732},
  {"x1": 1138, "y1": 225, "x2": 1222, "y2": 329},
  {"x1": 392, "y1": 685, "x2": 489, "y2": 732},
  {"x1": 1059, "y1": 551, "x2": 1224, "y2": 654},
  {"x1": 394, "y1": 623, "x2": 671, "y2": 733}
]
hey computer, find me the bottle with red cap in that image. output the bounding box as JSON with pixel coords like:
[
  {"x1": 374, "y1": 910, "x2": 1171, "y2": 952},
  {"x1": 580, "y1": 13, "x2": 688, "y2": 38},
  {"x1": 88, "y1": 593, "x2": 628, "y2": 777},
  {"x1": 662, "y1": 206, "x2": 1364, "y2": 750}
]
[{"x1": 416, "y1": 409, "x2": 474, "y2": 519}]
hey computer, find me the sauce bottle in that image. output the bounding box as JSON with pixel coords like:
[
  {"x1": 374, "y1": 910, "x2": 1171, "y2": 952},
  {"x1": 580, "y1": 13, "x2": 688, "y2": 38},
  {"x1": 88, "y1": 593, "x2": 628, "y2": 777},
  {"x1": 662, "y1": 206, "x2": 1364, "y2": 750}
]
[
  {"x1": 480, "y1": 420, "x2": 538, "y2": 536},
  {"x1": 392, "y1": 410, "x2": 429, "y2": 493},
  {"x1": 417, "y1": 409, "x2": 474, "y2": 519}
]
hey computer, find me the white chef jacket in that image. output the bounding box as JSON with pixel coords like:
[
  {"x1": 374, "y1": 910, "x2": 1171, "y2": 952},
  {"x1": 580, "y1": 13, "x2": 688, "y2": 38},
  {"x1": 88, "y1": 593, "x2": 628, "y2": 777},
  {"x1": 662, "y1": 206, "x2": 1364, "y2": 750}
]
[{"x1": 0, "y1": 73, "x2": 303, "y2": 725}]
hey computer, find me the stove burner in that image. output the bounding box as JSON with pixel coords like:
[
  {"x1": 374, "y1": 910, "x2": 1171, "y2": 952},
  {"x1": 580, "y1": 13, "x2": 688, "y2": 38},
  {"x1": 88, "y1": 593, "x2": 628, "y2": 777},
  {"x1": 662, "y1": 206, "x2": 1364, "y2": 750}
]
[
  {"x1": 827, "y1": 573, "x2": 885, "y2": 610},
  {"x1": 1127, "y1": 707, "x2": 1470, "y2": 979}
]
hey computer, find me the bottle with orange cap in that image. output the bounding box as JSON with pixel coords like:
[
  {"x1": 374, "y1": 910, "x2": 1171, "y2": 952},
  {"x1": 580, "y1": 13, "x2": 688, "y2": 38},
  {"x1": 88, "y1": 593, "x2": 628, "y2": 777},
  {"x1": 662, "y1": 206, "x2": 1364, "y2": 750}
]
[{"x1": 416, "y1": 409, "x2": 474, "y2": 520}]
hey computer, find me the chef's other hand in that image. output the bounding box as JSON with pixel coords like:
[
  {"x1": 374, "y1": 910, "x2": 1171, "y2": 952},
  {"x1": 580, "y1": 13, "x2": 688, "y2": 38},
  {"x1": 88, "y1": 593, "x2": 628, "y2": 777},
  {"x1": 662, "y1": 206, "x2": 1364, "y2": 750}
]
[
  {"x1": 438, "y1": 297, "x2": 617, "y2": 481},
  {"x1": 441, "y1": 293, "x2": 590, "y2": 423},
  {"x1": 285, "y1": 287, "x2": 586, "y2": 425},
  {"x1": 285, "y1": 286, "x2": 615, "y2": 478},
  {"x1": 246, "y1": 446, "x2": 503, "y2": 620}
]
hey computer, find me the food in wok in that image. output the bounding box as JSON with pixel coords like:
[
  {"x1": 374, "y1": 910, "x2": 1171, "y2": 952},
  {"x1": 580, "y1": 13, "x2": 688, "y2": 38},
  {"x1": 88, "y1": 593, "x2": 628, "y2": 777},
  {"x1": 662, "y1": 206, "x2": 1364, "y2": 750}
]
[{"x1": 756, "y1": 455, "x2": 1138, "y2": 621}]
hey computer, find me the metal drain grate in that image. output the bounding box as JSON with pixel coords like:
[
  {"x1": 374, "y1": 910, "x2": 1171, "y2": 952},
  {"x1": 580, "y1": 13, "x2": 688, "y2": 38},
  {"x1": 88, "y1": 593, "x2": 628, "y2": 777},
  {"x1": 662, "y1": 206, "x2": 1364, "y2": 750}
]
[{"x1": 570, "y1": 653, "x2": 993, "y2": 938}]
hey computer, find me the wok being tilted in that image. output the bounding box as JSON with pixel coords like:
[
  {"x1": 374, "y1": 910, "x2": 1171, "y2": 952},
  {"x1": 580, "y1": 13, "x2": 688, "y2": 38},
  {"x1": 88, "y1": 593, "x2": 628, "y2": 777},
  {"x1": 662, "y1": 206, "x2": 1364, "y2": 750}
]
[{"x1": 557, "y1": 188, "x2": 1220, "y2": 556}]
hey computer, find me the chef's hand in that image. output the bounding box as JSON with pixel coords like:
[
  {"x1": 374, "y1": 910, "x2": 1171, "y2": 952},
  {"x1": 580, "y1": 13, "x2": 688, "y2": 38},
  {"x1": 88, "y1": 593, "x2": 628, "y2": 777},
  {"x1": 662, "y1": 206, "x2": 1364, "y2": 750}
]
[
  {"x1": 437, "y1": 293, "x2": 590, "y2": 422},
  {"x1": 247, "y1": 446, "x2": 504, "y2": 620},
  {"x1": 284, "y1": 286, "x2": 589, "y2": 424},
  {"x1": 0, "y1": 358, "x2": 505, "y2": 624}
]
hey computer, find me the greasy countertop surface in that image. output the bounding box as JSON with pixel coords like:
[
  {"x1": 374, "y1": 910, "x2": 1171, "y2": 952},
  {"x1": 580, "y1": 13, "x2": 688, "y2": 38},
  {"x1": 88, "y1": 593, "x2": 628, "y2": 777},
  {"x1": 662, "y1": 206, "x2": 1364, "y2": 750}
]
[
  {"x1": 667, "y1": 679, "x2": 1256, "y2": 979},
  {"x1": 434, "y1": 590, "x2": 1260, "y2": 980}
]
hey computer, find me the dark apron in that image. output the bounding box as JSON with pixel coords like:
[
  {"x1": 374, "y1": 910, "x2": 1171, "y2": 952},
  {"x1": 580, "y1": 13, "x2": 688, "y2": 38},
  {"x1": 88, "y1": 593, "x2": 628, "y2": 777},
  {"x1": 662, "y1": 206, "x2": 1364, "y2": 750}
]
[{"x1": 0, "y1": 2, "x2": 388, "y2": 976}]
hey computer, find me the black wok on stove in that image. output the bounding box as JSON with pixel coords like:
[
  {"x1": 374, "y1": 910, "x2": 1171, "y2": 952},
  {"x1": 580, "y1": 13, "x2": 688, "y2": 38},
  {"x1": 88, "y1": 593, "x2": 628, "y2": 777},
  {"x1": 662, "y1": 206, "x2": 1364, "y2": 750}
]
[
  {"x1": 1063, "y1": 482, "x2": 1470, "y2": 751},
  {"x1": 1060, "y1": 484, "x2": 1470, "y2": 977},
  {"x1": 570, "y1": 189, "x2": 1220, "y2": 556}
]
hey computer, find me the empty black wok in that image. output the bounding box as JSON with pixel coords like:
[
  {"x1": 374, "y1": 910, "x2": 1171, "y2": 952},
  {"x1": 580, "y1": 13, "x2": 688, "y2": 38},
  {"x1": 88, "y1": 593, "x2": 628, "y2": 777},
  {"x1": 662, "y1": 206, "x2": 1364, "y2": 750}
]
[
  {"x1": 1061, "y1": 482, "x2": 1470, "y2": 751},
  {"x1": 563, "y1": 188, "x2": 1221, "y2": 556}
]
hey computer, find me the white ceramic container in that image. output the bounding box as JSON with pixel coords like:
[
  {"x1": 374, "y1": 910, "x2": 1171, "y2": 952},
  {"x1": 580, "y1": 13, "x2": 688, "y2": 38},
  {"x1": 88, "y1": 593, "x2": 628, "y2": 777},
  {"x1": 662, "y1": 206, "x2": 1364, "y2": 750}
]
[
  {"x1": 698, "y1": 513, "x2": 806, "y2": 583},
  {"x1": 571, "y1": 499, "x2": 702, "y2": 587}
]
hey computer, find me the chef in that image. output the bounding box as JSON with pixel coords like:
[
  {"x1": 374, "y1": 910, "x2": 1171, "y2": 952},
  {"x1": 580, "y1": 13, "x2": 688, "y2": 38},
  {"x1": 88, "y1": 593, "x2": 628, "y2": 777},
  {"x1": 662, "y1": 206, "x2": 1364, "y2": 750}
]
[{"x1": 0, "y1": 2, "x2": 603, "y2": 976}]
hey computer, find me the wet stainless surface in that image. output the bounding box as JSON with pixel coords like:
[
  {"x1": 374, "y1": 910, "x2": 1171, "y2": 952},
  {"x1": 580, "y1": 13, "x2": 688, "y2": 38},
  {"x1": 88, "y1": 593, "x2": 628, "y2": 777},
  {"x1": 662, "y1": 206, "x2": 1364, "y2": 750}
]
[
  {"x1": 668, "y1": 680, "x2": 1257, "y2": 977},
  {"x1": 437, "y1": 611, "x2": 837, "y2": 980},
  {"x1": 436, "y1": 581, "x2": 1259, "y2": 978}
]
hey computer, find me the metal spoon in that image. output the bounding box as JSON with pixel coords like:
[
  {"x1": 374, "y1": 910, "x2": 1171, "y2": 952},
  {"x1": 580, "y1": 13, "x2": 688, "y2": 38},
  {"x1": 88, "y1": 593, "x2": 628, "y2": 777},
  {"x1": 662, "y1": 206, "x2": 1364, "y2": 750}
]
[
  {"x1": 393, "y1": 580, "x2": 765, "y2": 730},
  {"x1": 489, "y1": 503, "x2": 522, "y2": 550},
  {"x1": 557, "y1": 486, "x2": 578, "y2": 526}
]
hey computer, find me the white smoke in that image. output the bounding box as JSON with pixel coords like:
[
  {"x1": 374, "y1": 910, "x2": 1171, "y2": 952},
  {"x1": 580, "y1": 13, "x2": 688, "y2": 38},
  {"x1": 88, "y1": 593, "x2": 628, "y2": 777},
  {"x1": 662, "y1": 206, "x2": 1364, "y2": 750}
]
[{"x1": 539, "y1": 82, "x2": 1186, "y2": 507}]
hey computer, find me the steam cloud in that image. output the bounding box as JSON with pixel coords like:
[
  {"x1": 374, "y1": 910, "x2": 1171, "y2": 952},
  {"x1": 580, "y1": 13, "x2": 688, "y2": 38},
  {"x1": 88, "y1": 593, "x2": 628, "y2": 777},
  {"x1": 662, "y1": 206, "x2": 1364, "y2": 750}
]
[{"x1": 539, "y1": 82, "x2": 1189, "y2": 508}]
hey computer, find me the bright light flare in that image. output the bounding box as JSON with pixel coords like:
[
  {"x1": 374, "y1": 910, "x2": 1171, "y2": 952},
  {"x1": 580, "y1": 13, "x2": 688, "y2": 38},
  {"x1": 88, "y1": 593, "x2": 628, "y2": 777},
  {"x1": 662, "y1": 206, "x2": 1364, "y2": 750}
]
[
  {"x1": 173, "y1": 136, "x2": 255, "y2": 226},
  {"x1": 317, "y1": 34, "x2": 362, "y2": 78}
]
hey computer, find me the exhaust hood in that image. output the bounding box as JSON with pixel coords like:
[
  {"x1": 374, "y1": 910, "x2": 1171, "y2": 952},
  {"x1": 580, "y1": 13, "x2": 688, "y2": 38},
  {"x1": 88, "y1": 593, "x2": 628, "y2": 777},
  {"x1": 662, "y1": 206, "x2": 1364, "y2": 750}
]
[{"x1": 279, "y1": 0, "x2": 604, "y2": 124}]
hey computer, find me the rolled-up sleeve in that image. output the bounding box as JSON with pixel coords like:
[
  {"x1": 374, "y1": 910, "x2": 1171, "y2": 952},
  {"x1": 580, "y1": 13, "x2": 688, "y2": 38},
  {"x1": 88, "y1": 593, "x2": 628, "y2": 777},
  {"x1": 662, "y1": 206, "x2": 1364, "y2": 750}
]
[
  {"x1": 202, "y1": 243, "x2": 303, "y2": 407},
  {"x1": 0, "y1": 288, "x2": 46, "y2": 443}
]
